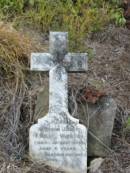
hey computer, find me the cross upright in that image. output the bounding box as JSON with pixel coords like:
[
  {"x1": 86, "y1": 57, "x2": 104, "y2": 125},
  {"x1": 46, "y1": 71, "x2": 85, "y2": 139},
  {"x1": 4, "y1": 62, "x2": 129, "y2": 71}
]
[
  {"x1": 31, "y1": 32, "x2": 88, "y2": 115},
  {"x1": 30, "y1": 32, "x2": 88, "y2": 173}
]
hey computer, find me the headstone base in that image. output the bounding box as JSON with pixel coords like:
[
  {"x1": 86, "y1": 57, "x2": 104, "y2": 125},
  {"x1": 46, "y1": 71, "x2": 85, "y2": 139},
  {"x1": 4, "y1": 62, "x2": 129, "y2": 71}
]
[{"x1": 29, "y1": 111, "x2": 87, "y2": 173}]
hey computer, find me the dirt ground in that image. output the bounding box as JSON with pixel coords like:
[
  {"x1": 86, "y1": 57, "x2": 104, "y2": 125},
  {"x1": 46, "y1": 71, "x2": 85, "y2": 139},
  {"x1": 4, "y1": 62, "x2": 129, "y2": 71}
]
[{"x1": 0, "y1": 24, "x2": 130, "y2": 172}]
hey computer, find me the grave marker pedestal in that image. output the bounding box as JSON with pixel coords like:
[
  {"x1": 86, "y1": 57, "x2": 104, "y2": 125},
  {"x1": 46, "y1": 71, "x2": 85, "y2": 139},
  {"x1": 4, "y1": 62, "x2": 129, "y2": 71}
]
[{"x1": 29, "y1": 32, "x2": 88, "y2": 173}]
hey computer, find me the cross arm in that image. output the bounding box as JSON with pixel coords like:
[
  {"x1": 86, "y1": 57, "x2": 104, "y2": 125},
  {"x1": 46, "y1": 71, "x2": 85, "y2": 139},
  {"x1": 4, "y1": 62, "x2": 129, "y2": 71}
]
[
  {"x1": 64, "y1": 53, "x2": 88, "y2": 72},
  {"x1": 31, "y1": 53, "x2": 54, "y2": 71}
]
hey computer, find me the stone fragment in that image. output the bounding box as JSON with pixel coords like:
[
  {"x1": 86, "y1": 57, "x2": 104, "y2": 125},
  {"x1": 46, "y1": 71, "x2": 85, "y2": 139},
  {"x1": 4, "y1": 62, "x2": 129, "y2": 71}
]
[
  {"x1": 89, "y1": 158, "x2": 104, "y2": 173},
  {"x1": 77, "y1": 96, "x2": 117, "y2": 157},
  {"x1": 88, "y1": 96, "x2": 117, "y2": 157}
]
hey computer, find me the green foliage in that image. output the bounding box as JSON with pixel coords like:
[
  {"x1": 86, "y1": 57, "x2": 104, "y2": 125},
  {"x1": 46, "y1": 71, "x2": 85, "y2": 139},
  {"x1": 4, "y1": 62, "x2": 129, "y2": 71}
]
[
  {"x1": 126, "y1": 117, "x2": 130, "y2": 130},
  {"x1": 110, "y1": 0, "x2": 122, "y2": 6},
  {"x1": 123, "y1": 116, "x2": 130, "y2": 138},
  {"x1": 0, "y1": 0, "x2": 126, "y2": 50},
  {"x1": 0, "y1": 0, "x2": 24, "y2": 18},
  {"x1": 87, "y1": 48, "x2": 95, "y2": 61},
  {"x1": 110, "y1": 8, "x2": 126, "y2": 26}
]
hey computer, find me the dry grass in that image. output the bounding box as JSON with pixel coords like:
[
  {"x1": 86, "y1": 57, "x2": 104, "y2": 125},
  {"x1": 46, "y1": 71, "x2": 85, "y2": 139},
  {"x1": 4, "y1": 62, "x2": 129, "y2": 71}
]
[
  {"x1": 0, "y1": 23, "x2": 63, "y2": 173},
  {"x1": 0, "y1": 23, "x2": 31, "y2": 162},
  {"x1": 0, "y1": 22, "x2": 32, "y2": 82},
  {"x1": 0, "y1": 23, "x2": 34, "y2": 171}
]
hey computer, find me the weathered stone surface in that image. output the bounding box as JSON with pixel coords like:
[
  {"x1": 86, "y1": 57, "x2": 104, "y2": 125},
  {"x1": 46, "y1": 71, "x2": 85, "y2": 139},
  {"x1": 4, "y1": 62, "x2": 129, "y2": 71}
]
[
  {"x1": 89, "y1": 158, "x2": 104, "y2": 173},
  {"x1": 31, "y1": 53, "x2": 53, "y2": 71},
  {"x1": 77, "y1": 96, "x2": 117, "y2": 157},
  {"x1": 30, "y1": 112, "x2": 87, "y2": 173},
  {"x1": 64, "y1": 53, "x2": 88, "y2": 71},
  {"x1": 29, "y1": 32, "x2": 88, "y2": 173},
  {"x1": 88, "y1": 96, "x2": 117, "y2": 157}
]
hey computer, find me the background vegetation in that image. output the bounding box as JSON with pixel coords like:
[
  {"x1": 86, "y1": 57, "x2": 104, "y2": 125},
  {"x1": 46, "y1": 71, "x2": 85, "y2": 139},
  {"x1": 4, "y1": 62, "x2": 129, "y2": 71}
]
[{"x1": 0, "y1": 0, "x2": 125, "y2": 51}]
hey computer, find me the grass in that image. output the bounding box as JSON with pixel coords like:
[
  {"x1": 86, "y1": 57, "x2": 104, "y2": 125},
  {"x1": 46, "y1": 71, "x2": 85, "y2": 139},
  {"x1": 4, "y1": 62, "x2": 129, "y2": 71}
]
[{"x1": 0, "y1": 0, "x2": 126, "y2": 51}]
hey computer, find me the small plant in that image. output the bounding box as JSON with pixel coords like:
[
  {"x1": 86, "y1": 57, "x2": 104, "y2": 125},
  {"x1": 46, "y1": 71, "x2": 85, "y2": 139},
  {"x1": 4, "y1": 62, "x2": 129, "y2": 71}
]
[
  {"x1": 125, "y1": 117, "x2": 130, "y2": 130},
  {"x1": 110, "y1": 8, "x2": 126, "y2": 26},
  {"x1": 87, "y1": 48, "x2": 95, "y2": 61},
  {"x1": 0, "y1": 0, "x2": 24, "y2": 18}
]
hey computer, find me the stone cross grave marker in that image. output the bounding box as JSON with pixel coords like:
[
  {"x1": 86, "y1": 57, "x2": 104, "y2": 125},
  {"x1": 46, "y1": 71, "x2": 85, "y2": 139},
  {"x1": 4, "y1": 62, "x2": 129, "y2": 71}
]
[{"x1": 29, "y1": 32, "x2": 88, "y2": 173}]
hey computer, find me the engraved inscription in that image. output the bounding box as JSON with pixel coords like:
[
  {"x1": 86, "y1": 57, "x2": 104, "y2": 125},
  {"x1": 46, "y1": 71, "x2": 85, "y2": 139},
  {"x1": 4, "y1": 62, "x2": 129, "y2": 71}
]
[{"x1": 31, "y1": 123, "x2": 87, "y2": 163}]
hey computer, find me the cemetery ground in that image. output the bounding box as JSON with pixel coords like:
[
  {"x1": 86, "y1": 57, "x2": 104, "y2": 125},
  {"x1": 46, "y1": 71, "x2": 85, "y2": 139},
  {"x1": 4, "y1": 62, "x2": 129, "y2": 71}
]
[{"x1": 0, "y1": 22, "x2": 130, "y2": 173}]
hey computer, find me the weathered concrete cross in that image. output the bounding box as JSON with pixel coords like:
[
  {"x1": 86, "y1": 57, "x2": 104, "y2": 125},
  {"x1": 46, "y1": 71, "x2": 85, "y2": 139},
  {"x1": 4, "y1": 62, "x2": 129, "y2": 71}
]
[{"x1": 30, "y1": 32, "x2": 88, "y2": 173}]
